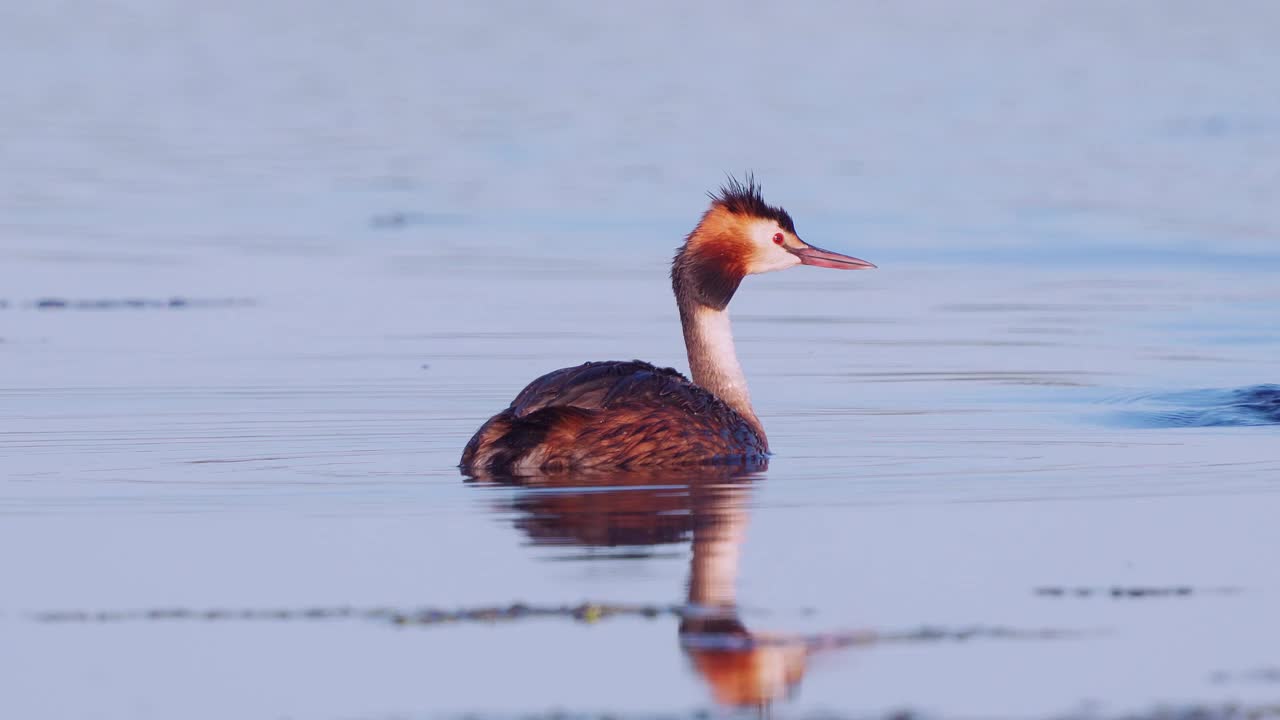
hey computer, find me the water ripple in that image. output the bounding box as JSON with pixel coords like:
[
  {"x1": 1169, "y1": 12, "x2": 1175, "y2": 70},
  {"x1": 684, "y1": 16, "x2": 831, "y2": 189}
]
[{"x1": 1105, "y1": 384, "x2": 1280, "y2": 427}]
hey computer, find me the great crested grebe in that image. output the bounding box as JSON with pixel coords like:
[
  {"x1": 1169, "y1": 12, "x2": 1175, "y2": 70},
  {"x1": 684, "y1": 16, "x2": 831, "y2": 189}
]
[{"x1": 460, "y1": 176, "x2": 875, "y2": 474}]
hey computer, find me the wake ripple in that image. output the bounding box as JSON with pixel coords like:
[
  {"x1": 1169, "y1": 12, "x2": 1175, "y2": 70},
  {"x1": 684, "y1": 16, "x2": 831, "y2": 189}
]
[{"x1": 1105, "y1": 384, "x2": 1280, "y2": 428}]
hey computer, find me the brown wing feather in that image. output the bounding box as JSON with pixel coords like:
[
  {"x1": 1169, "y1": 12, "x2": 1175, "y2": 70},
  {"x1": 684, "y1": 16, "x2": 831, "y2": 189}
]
[
  {"x1": 509, "y1": 361, "x2": 691, "y2": 416},
  {"x1": 460, "y1": 360, "x2": 767, "y2": 475}
]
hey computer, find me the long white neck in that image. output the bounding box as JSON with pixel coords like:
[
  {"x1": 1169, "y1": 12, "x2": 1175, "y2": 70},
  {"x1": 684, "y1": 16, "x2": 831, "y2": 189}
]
[{"x1": 676, "y1": 293, "x2": 766, "y2": 444}]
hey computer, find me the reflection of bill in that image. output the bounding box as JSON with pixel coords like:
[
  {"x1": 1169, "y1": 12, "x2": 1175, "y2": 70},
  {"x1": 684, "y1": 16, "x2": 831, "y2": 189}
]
[{"x1": 467, "y1": 466, "x2": 833, "y2": 709}]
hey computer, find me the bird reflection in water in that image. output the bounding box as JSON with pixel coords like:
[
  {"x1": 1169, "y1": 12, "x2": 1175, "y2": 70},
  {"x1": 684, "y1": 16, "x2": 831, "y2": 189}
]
[{"x1": 466, "y1": 463, "x2": 835, "y2": 709}]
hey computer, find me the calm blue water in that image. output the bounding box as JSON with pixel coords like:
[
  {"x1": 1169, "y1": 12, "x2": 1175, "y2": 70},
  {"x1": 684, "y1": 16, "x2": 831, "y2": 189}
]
[{"x1": 2, "y1": 3, "x2": 1278, "y2": 718}]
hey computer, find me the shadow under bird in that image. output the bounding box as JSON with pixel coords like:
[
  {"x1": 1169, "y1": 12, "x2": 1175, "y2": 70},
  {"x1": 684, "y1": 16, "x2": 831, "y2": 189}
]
[{"x1": 460, "y1": 176, "x2": 876, "y2": 474}]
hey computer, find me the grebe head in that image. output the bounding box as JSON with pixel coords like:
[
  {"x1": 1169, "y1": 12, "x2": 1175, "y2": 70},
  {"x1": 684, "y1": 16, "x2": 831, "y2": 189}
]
[{"x1": 674, "y1": 175, "x2": 875, "y2": 309}]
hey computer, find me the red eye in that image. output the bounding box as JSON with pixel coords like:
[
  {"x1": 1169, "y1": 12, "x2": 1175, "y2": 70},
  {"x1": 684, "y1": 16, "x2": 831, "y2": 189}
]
[{"x1": 772, "y1": 233, "x2": 785, "y2": 245}]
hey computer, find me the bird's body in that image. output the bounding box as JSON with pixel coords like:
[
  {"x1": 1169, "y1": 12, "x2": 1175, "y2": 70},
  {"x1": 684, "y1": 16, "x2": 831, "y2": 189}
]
[
  {"x1": 460, "y1": 177, "x2": 874, "y2": 476},
  {"x1": 460, "y1": 360, "x2": 768, "y2": 474}
]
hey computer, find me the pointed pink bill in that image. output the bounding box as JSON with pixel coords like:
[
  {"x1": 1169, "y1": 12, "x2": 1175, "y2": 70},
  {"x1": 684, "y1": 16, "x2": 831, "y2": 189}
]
[{"x1": 788, "y1": 241, "x2": 877, "y2": 270}]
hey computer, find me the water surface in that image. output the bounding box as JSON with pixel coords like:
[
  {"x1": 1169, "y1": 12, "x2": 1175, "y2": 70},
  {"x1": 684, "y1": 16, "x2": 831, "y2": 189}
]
[{"x1": 2, "y1": 2, "x2": 1279, "y2": 718}]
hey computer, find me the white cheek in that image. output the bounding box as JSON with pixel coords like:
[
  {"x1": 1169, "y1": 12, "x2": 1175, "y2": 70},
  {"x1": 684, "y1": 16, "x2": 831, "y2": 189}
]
[
  {"x1": 745, "y1": 221, "x2": 799, "y2": 274},
  {"x1": 749, "y1": 248, "x2": 801, "y2": 274}
]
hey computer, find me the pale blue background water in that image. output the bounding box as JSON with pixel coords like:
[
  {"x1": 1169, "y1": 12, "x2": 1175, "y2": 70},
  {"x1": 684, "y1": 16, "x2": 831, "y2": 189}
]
[{"x1": 2, "y1": 2, "x2": 1278, "y2": 718}]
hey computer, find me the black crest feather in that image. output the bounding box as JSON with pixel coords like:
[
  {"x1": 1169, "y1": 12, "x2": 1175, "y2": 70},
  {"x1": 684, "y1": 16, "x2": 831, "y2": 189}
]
[{"x1": 709, "y1": 173, "x2": 796, "y2": 233}]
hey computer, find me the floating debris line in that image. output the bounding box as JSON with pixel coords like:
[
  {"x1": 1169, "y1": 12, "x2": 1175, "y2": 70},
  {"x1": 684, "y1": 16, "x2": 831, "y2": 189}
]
[
  {"x1": 1034, "y1": 586, "x2": 1243, "y2": 599},
  {"x1": 32, "y1": 602, "x2": 1085, "y2": 645},
  {"x1": 33, "y1": 602, "x2": 676, "y2": 626},
  {"x1": 1, "y1": 297, "x2": 255, "y2": 311},
  {"x1": 368, "y1": 210, "x2": 468, "y2": 228}
]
